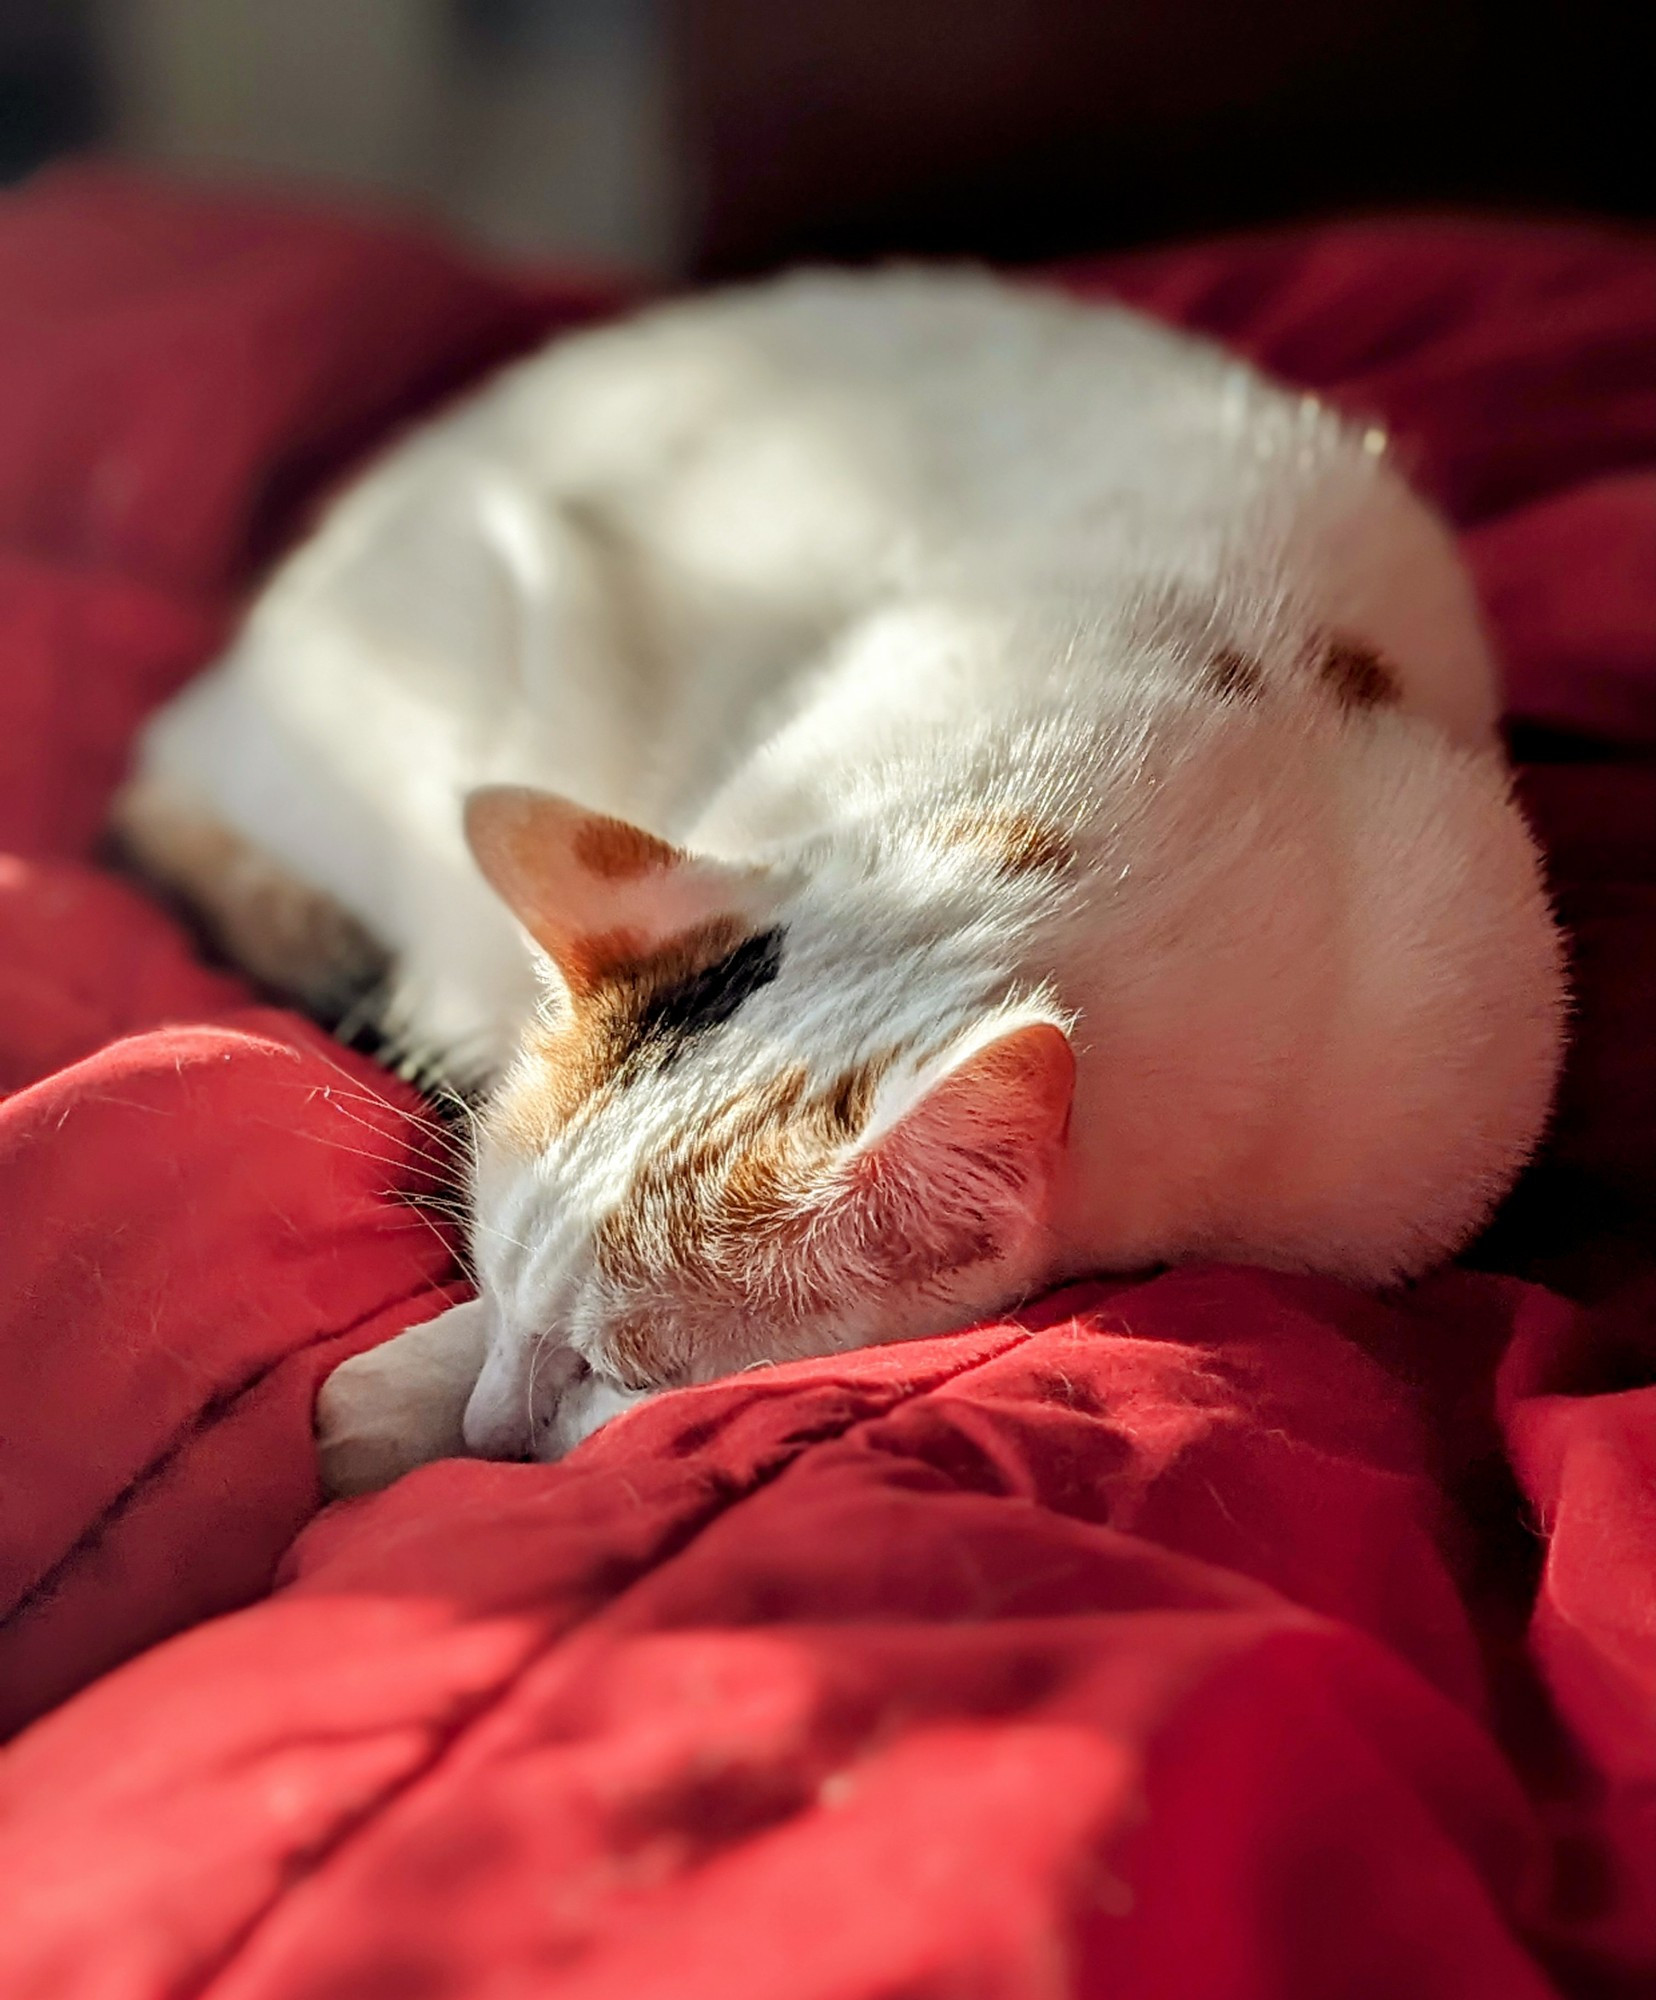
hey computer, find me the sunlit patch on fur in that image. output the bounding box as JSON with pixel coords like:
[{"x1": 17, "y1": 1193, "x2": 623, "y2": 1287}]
[
  {"x1": 943, "y1": 808, "x2": 1073, "y2": 878},
  {"x1": 1320, "y1": 636, "x2": 1400, "y2": 709}
]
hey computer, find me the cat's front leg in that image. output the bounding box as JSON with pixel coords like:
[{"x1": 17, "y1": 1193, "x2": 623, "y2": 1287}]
[{"x1": 316, "y1": 1298, "x2": 491, "y2": 1497}]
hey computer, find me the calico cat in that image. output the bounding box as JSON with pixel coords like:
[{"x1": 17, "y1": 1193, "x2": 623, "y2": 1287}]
[{"x1": 117, "y1": 268, "x2": 1566, "y2": 1495}]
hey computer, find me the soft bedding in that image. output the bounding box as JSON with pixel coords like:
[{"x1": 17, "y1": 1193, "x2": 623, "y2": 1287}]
[{"x1": 0, "y1": 167, "x2": 1653, "y2": 1999}]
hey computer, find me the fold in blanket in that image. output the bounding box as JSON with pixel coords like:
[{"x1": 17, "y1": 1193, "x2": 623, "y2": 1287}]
[{"x1": 1, "y1": 169, "x2": 1653, "y2": 1998}]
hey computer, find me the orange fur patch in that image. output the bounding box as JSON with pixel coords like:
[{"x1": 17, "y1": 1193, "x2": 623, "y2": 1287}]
[
  {"x1": 1320, "y1": 637, "x2": 1400, "y2": 709},
  {"x1": 604, "y1": 1310, "x2": 676, "y2": 1389},
  {"x1": 710, "y1": 1062, "x2": 880, "y2": 1242},
  {"x1": 590, "y1": 1056, "x2": 894, "y2": 1383},
  {"x1": 944, "y1": 808, "x2": 1073, "y2": 878},
  {"x1": 490, "y1": 917, "x2": 749, "y2": 1151}
]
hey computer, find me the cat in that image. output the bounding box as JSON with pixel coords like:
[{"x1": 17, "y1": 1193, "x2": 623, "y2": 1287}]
[{"x1": 115, "y1": 267, "x2": 1567, "y2": 1496}]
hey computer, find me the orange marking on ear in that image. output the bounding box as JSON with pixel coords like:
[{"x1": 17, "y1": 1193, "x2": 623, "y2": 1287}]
[
  {"x1": 572, "y1": 815, "x2": 681, "y2": 881},
  {"x1": 558, "y1": 926, "x2": 651, "y2": 997}
]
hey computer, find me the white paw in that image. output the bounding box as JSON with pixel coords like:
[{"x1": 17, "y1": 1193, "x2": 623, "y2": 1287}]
[{"x1": 315, "y1": 1298, "x2": 489, "y2": 1498}]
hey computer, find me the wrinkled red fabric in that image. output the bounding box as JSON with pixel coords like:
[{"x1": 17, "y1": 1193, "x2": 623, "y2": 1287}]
[{"x1": 0, "y1": 171, "x2": 1652, "y2": 1999}]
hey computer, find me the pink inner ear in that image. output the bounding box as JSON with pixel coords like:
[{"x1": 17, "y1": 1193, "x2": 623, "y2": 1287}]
[
  {"x1": 856, "y1": 1020, "x2": 1075, "y2": 1189},
  {"x1": 956, "y1": 1020, "x2": 1075, "y2": 1139},
  {"x1": 830, "y1": 1020, "x2": 1075, "y2": 1292},
  {"x1": 914, "y1": 1020, "x2": 1076, "y2": 1151},
  {"x1": 463, "y1": 786, "x2": 580, "y2": 954}
]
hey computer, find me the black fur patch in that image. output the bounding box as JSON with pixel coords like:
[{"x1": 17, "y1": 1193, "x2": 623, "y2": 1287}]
[{"x1": 632, "y1": 925, "x2": 786, "y2": 1064}]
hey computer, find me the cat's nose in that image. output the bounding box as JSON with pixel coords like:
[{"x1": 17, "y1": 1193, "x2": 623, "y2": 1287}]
[
  {"x1": 461, "y1": 1337, "x2": 586, "y2": 1460},
  {"x1": 461, "y1": 1338, "x2": 533, "y2": 1458}
]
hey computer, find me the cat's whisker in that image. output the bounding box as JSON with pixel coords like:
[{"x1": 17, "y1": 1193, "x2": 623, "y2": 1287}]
[
  {"x1": 308, "y1": 1104, "x2": 462, "y2": 1168},
  {"x1": 265, "y1": 1121, "x2": 461, "y2": 1186},
  {"x1": 295, "y1": 1086, "x2": 475, "y2": 1170},
  {"x1": 463, "y1": 1214, "x2": 536, "y2": 1259},
  {"x1": 292, "y1": 1028, "x2": 470, "y2": 1118},
  {"x1": 320, "y1": 1104, "x2": 472, "y2": 1168},
  {"x1": 380, "y1": 1193, "x2": 475, "y2": 1282},
  {"x1": 279, "y1": 1052, "x2": 477, "y2": 1158}
]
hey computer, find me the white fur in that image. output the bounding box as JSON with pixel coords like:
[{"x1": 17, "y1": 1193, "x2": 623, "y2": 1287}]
[{"x1": 133, "y1": 268, "x2": 1565, "y2": 1476}]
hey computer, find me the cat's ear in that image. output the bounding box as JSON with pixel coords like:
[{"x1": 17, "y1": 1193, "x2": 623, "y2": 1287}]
[
  {"x1": 463, "y1": 786, "x2": 770, "y2": 991},
  {"x1": 833, "y1": 1014, "x2": 1076, "y2": 1285}
]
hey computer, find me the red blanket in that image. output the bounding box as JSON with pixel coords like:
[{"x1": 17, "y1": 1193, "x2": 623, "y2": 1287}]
[{"x1": 1, "y1": 168, "x2": 1652, "y2": 2000}]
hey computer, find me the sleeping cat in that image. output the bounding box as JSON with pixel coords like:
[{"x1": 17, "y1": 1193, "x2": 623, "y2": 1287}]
[{"x1": 117, "y1": 267, "x2": 1566, "y2": 1495}]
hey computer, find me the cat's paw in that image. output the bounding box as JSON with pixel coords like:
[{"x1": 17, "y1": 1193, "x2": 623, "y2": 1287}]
[{"x1": 315, "y1": 1299, "x2": 489, "y2": 1498}]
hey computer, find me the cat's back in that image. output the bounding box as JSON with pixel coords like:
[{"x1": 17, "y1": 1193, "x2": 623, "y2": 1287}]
[
  {"x1": 217, "y1": 263, "x2": 1485, "y2": 755},
  {"x1": 472, "y1": 267, "x2": 1494, "y2": 745},
  {"x1": 478, "y1": 266, "x2": 1298, "y2": 572}
]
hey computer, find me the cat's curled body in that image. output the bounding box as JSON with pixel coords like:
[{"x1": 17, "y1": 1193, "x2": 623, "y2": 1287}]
[{"x1": 122, "y1": 268, "x2": 1565, "y2": 1490}]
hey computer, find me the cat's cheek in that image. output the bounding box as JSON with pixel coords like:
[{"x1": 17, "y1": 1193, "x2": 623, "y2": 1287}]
[{"x1": 538, "y1": 1373, "x2": 652, "y2": 1461}]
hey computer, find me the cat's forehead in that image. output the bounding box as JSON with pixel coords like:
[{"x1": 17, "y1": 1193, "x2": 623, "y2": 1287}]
[
  {"x1": 487, "y1": 913, "x2": 790, "y2": 1154},
  {"x1": 480, "y1": 1006, "x2": 890, "y2": 1385}
]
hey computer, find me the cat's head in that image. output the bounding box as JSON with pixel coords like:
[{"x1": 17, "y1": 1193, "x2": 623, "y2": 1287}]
[{"x1": 453, "y1": 785, "x2": 1075, "y2": 1461}]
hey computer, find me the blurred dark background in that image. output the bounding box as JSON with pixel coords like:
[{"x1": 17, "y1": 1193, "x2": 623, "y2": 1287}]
[{"x1": 2, "y1": 0, "x2": 1651, "y2": 274}]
